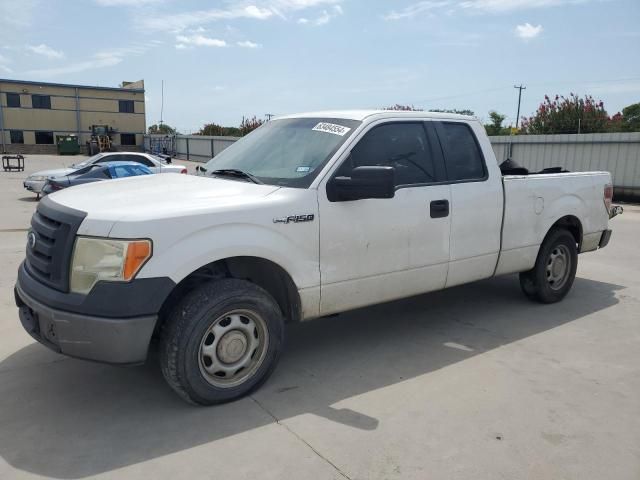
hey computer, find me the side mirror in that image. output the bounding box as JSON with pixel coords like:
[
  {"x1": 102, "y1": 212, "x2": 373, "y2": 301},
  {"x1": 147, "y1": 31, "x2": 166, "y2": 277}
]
[{"x1": 327, "y1": 166, "x2": 395, "y2": 202}]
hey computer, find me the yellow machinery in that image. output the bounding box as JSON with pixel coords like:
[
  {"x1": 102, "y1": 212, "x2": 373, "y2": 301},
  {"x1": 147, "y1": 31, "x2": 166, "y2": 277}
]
[{"x1": 87, "y1": 125, "x2": 114, "y2": 155}]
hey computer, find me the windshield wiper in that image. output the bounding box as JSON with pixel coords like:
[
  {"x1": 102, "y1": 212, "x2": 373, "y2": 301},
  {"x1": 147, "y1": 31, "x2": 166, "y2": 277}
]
[{"x1": 210, "y1": 169, "x2": 262, "y2": 184}]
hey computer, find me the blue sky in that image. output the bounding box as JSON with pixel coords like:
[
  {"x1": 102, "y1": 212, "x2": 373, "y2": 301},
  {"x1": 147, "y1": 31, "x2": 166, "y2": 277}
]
[{"x1": 1, "y1": 0, "x2": 639, "y2": 132}]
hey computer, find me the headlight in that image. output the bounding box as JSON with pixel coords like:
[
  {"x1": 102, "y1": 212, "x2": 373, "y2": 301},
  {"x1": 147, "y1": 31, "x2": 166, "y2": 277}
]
[
  {"x1": 28, "y1": 175, "x2": 46, "y2": 182},
  {"x1": 70, "y1": 237, "x2": 152, "y2": 294}
]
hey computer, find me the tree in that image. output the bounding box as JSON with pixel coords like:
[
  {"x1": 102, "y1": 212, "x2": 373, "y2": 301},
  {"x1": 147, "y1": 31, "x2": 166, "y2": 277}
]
[
  {"x1": 198, "y1": 123, "x2": 227, "y2": 136},
  {"x1": 621, "y1": 103, "x2": 640, "y2": 132},
  {"x1": 484, "y1": 111, "x2": 510, "y2": 136},
  {"x1": 148, "y1": 123, "x2": 177, "y2": 135},
  {"x1": 239, "y1": 116, "x2": 264, "y2": 136},
  {"x1": 384, "y1": 104, "x2": 423, "y2": 111},
  {"x1": 197, "y1": 123, "x2": 242, "y2": 136},
  {"x1": 520, "y1": 94, "x2": 610, "y2": 134},
  {"x1": 430, "y1": 108, "x2": 475, "y2": 116}
]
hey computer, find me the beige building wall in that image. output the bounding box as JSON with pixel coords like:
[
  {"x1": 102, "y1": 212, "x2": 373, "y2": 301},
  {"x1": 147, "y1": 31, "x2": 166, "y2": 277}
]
[{"x1": 0, "y1": 79, "x2": 145, "y2": 153}]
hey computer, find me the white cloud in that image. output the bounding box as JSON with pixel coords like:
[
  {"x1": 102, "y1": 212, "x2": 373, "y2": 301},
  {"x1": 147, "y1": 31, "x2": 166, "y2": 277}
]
[
  {"x1": 299, "y1": 5, "x2": 344, "y2": 25},
  {"x1": 237, "y1": 40, "x2": 261, "y2": 48},
  {"x1": 94, "y1": 0, "x2": 163, "y2": 6},
  {"x1": 460, "y1": 0, "x2": 567, "y2": 12},
  {"x1": 27, "y1": 44, "x2": 65, "y2": 59},
  {"x1": 25, "y1": 42, "x2": 156, "y2": 76},
  {"x1": 384, "y1": 0, "x2": 591, "y2": 20},
  {"x1": 140, "y1": 1, "x2": 343, "y2": 31},
  {"x1": 175, "y1": 34, "x2": 227, "y2": 48},
  {"x1": 384, "y1": 1, "x2": 451, "y2": 20},
  {"x1": 141, "y1": 5, "x2": 274, "y2": 31},
  {"x1": 515, "y1": 22, "x2": 543, "y2": 39}
]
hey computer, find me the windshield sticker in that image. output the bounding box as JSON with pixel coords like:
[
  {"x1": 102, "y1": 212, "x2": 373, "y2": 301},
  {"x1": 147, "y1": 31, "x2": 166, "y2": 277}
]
[
  {"x1": 312, "y1": 122, "x2": 351, "y2": 136},
  {"x1": 296, "y1": 166, "x2": 311, "y2": 173}
]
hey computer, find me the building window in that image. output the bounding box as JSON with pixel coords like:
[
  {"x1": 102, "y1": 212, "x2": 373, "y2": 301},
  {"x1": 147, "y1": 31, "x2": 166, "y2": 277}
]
[
  {"x1": 120, "y1": 133, "x2": 136, "y2": 145},
  {"x1": 119, "y1": 100, "x2": 135, "y2": 113},
  {"x1": 10, "y1": 130, "x2": 24, "y2": 144},
  {"x1": 32, "y1": 94, "x2": 51, "y2": 109},
  {"x1": 35, "y1": 131, "x2": 54, "y2": 144},
  {"x1": 6, "y1": 93, "x2": 21, "y2": 108}
]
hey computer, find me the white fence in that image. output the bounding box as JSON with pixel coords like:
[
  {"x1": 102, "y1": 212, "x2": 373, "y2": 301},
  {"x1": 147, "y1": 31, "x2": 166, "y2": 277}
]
[
  {"x1": 490, "y1": 132, "x2": 640, "y2": 200},
  {"x1": 144, "y1": 134, "x2": 240, "y2": 161}
]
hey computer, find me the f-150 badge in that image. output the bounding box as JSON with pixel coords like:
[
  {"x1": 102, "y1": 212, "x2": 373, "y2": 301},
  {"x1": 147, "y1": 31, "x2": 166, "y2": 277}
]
[{"x1": 273, "y1": 214, "x2": 315, "y2": 224}]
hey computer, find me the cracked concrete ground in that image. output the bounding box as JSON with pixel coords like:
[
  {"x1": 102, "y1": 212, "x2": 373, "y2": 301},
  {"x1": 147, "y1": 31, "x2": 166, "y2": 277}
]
[{"x1": 1, "y1": 155, "x2": 639, "y2": 479}]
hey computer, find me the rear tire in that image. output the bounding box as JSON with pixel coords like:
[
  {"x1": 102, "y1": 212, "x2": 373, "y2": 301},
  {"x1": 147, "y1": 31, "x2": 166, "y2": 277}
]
[
  {"x1": 159, "y1": 278, "x2": 284, "y2": 405},
  {"x1": 519, "y1": 228, "x2": 578, "y2": 303}
]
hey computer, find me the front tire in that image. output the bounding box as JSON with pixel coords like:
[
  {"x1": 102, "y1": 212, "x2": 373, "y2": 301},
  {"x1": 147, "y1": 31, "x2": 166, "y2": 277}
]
[
  {"x1": 519, "y1": 228, "x2": 578, "y2": 303},
  {"x1": 159, "y1": 278, "x2": 284, "y2": 405}
]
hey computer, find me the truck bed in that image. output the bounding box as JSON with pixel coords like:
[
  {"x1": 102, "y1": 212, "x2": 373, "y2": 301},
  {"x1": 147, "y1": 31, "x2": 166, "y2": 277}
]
[{"x1": 495, "y1": 171, "x2": 611, "y2": 276}]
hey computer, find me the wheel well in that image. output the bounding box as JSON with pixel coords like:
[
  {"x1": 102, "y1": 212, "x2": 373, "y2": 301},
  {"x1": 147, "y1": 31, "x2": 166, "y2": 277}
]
[
  {"x1": 158, "y1": 257, "x2": 301, "y2": 333},
  {"x1": 548, "y1": 215, "x2": 582, "y2": 247}
]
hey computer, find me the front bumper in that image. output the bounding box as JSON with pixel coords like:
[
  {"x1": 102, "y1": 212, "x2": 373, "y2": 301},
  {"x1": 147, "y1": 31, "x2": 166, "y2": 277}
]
[
  {"x1": 15, "y1": 282, "x2": 157, "y2": 365},
  {"x1": 15, "y1": 262, "x2": 176, "y2": 365},
  {"x1": 24, "y1": 179, "x2": 46, "y2": 194}
]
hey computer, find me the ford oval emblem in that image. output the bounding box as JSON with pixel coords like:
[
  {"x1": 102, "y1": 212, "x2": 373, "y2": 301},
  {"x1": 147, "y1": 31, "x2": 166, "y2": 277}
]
[{"x1": 27, "y1": 231, "x2": 37, "y2": 249}]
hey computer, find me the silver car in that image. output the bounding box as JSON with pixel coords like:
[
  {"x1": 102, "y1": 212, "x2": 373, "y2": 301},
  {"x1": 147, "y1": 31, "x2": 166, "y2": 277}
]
[{"x1": 24, "y1": 152, "x2": 187, "y2": 198}]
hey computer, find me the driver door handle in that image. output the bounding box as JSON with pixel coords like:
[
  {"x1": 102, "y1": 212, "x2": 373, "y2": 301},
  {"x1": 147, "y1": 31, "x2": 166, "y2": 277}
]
[{"x1": 430, "y1": 199, "x2": 449, "y2": 218}]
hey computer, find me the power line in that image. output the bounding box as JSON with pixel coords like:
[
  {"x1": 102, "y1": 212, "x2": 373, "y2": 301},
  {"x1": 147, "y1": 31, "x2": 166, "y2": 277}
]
[{"x1": 409, "y1": 76, "x2": 640, "y2": 109}]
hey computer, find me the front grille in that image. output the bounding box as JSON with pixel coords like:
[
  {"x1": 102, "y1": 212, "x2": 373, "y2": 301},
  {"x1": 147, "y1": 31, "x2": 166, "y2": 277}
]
[{"x1": 25, "y1": 197, "x2": 86, "y2": 292}]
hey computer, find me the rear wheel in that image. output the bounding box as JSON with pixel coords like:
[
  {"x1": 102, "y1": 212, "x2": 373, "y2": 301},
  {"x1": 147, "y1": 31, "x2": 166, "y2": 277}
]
[
  {"x1": 159, "y1": 278, "x2": 284, "y2": 405},
  {"x1": 519, "y1": 228, "x2": 578, "y2": 303}
]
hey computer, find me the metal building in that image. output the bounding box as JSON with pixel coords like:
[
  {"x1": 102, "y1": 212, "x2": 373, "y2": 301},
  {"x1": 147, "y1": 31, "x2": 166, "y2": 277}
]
[{"x1": 0, "y1": 78, "x2": 145, "y2": 154}]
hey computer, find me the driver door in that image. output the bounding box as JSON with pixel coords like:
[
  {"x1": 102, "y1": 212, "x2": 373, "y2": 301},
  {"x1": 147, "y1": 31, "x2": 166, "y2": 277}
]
[{"x1": 318, "y1": 121, "x2": 451, "y2": 315}]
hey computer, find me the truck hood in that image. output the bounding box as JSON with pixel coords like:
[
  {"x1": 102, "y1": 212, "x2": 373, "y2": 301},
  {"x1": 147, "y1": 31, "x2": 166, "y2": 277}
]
[{"x1": 49, "y1": 173, "x2": 281, "y2": 227}]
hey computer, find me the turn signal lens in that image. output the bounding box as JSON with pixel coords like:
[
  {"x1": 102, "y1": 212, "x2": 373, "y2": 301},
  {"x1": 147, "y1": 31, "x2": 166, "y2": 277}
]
[
  {"x1": 123, "y1": 240, "x2": 152, "y2": 280},
  {"x1": 181, "y1": 168, "x2": 188, "y2": 174}
]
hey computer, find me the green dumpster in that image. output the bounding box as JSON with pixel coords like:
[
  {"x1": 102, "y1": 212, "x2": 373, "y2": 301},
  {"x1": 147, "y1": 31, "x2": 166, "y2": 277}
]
[{"x1": 56, "y1": 135, "x2": 80, "y2": 155}]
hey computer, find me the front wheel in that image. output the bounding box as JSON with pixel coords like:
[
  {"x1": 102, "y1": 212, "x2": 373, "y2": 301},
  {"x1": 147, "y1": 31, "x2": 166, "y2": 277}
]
[
  {"x1": 519, "y1": 228, "x2": 578, "y2": 303},
  {"x1": 159, "y1": 278, "x2": 284, "y2": 405}
]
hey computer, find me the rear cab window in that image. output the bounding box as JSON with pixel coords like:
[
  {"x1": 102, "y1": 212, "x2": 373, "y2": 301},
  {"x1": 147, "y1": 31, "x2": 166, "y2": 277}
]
[{"x1": 434, "y1": 122, "x2": 487, "y2": 182}]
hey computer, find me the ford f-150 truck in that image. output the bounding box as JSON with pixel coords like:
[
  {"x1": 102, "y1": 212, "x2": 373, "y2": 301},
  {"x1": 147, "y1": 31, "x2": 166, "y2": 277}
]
[{"x1": 15, "y1": 110, "x2": 621, "y2": 405}]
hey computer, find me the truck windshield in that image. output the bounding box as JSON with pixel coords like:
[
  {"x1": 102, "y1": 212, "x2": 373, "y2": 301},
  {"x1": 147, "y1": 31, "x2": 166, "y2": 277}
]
[{"x1": 202, "y1": 117, "x2": 361, "y2": 188}]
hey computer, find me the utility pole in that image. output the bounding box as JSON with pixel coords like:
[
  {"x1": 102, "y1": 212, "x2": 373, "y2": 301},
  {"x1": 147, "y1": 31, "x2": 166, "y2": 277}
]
[
  {"x1": 514, "y1": 84, "x2": 526, "y2": 129},
  {"x1": 160, "y1": 80, "x2": 164, "y2": 126}
]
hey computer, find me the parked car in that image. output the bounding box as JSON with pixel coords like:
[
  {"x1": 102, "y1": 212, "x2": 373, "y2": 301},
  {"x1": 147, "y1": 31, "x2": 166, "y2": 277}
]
[
  {"x1": 24, "y1": 151, "x2": 186, "y2": 198},
  {"x1": 41, "y1": 161, "x2": 152, "y2": 195},
  {"x1": 15, "y1": 110, "x2": 622, "y2": 405}
]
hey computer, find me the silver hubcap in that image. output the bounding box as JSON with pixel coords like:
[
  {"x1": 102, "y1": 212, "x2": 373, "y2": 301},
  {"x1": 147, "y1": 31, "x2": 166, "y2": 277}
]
[
  {"x1": 198, "y1": 309, "x2": 269, "y2": 388},
  {"x1": 546, "y1": 244, "x2": 571, "y2": 290}
]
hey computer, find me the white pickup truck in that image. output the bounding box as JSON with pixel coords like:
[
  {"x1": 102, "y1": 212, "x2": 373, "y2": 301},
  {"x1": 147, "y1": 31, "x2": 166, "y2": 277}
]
[{"x1": 15, "y1": 110, "x2": 621, "y2": 405}]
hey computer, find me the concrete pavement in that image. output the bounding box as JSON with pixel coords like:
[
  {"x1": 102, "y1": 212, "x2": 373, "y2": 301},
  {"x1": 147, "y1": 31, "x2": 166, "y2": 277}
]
[{"x1": 0, "y1": 155, "x2": 638, "y2": 479}]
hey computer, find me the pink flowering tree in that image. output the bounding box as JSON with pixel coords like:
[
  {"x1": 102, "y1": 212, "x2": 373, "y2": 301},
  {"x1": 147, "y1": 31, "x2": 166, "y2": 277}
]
[{"x1": 520, "y1": 94, "x2": 612, "y2": 134}]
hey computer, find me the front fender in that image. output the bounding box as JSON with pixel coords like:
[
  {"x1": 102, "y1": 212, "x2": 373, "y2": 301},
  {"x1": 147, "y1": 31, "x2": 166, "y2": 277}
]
[{"x1": 135, "y1": 222, "x2": 319, "y2": 290}]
